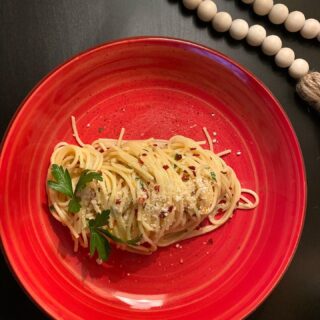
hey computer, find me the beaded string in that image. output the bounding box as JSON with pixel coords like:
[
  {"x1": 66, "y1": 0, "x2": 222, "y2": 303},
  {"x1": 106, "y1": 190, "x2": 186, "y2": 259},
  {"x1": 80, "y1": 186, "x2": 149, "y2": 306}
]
[
  {"x1": 182, "y1": 0, "x2": 320, "y2": 112},
  {"x1": 242, "y1": 0, "x2": 320, "y2": 39}
]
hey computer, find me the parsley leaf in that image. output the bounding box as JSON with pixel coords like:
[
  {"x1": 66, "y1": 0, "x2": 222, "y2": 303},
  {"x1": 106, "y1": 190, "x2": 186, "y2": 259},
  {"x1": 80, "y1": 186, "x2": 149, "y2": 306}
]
[
  {"x1": 210, "y1": 172, "x2": 217, "y2": 182},
  {"x1": 74, "y1": 170, "x2": 103, "y2": 195},
  {"x1": 90, "y1": 229, "x2": 110, "y2": 261},
  {"x1": 69, "y1": 171, "x2": 102, "y2": 213},
  {"x1": 90, "y1": 210, "x2": 110, "y2": 228},
  {"x1": 48, "y1": 165, "x2": 103, "y2": 214},
  {"x1": 88, "y1": 209, "x2": 142, "y2": 262},
  {"x1": 68, "y1": 197, "x2": 81, "y2": 213},
  {"x1": 47, "y1": 165, "x2": 73, "y2": 198}
]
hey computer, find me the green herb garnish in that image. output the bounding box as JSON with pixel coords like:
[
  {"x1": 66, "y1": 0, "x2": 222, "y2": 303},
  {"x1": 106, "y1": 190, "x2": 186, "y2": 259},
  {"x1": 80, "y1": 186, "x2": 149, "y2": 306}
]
[
  {"x1": 210, "y1": 172, "x2": 217, "y2": 182},
  {"x1": 89, "y1": 210, "x2": 142, "y2": 262},
  {"x1": 48, "y1": 165, "x2": 103, "y2": 213},
  {"x1": 48, "y1": 165, "x2": 73, "y2": 197},
  {"x1": 89, "y1": 210, "x2": 111, "y2": 261}
]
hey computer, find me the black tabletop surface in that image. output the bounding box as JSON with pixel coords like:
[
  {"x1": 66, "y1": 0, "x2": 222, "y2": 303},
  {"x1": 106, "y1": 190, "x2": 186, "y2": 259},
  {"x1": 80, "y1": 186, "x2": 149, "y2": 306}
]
[{"x1": 1, "y1": 0, "x2": 319, "y2": 319}]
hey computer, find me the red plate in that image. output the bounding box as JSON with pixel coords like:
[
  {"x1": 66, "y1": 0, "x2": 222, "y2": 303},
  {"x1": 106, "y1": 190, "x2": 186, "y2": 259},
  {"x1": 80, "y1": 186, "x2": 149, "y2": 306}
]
[{"x1": 0, "y1": 37, "x2": 306, "y2": 319}]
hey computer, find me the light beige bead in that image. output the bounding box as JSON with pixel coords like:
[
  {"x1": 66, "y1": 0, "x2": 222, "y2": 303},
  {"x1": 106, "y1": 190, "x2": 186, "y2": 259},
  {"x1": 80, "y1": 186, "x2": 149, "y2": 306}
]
[
  {"x1": 285, "y1": 11, "x2": 305, "y2": 32},
  {"x1": 300, "y1": 19, "x2": 320, "y2": 39},
  {"x1": 261, "y1": 35, "x2": 282, "y2": 56},
  {"x1": 197, "y1": 0, "x2": 217, "y2": 22},
  {"x1": 182, "y1": 0, "x2": 202, "y2": 10},
  {"x1": 246, "y1": 25, "x2": 266, "y2": 46},
  {"x1": 241, "y1": 0, "x2": 255, "y2": 4},
  {"x1": 289, "y1": 59, "x2": 309, "y2": 79},
  {"x1": 212, "y1": 12, "x2": 232, "y2": 32},
  {"x1": 229, "y1": 19, "x2": 249, "y2": 40},
  {"x1": 253, "y1": 0, "x2": 274, "y2": 16},
  {"x1": 275, "y1": 47, "x2": 295, "y2": 68},
  {"x1": 268, "y1": 4, "x2": 289, "y2": 24}
]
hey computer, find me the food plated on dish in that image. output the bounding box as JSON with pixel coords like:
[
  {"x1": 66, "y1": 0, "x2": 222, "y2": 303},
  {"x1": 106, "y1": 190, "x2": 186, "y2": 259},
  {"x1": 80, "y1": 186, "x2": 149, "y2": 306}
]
[
  {"x1": 0, "y1": 37, "x2": 305, "y2": 319},
  {"x1": 47, "y1": 117, "x2": 258, "y2": 262}
]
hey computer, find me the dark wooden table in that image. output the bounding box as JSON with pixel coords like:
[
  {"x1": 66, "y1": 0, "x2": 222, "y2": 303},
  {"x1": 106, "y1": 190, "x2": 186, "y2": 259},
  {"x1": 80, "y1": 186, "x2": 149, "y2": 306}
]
[{"x1": 1, "y1": 0, "x2": 319, "y2": 319}]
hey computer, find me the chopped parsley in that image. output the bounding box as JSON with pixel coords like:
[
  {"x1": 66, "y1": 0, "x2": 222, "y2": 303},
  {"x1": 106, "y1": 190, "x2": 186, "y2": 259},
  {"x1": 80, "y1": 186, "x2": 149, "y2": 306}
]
[{"x1": 210, "y1": 172, "x2": 217, "y2": 182}]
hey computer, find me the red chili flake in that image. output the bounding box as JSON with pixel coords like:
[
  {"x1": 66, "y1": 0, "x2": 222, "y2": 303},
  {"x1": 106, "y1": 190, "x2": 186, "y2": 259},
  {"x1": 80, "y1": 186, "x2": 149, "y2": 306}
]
[
  {"x1": 193, "y1": 153, "x2": 200, "y2": 157},
  {"x1": 135, "y1": 209, "x2": 138, "y2": 214},
  {"x1": 142, "y1": 153, "x2": 147, "y2": 156},
  {"x1": 168, "y1": 205, "x2": 174, "y2": 212},
  {"x1": 207, "y1": 239, "x2": 213, "y2": 245},
  {"x1": 138, "y1": 158, "x2": 144, "y2": 165},
  {"x1": 115, "y1": 199, "x2": 121, "y2": 205},
  {"x1": 159, "y1": 212, "x2": 165, "y2": 219},
  {"x1": 153, "y1": 144, "x2": 158, "y2": 147},
  {"x1": 190, "y1": 147, "x2": 197, "y2": 151},
  {"x1": 188, "y1": 166, "x2": 196, "y2": 170},
  {"x1": 154, "y1": 185, "x2": 160, "y2": 192},
  {"x1": 181, "y1": 172, "x2": 190, "y2": 181},
  {"x1": 163, "y1": 165, "x2": 169, "y2": 170},
  {"x1": 98, "y1": 127, "x2": 105, "y2": 133},
  {"x1": 192, "y1": 171, "x2": 196, "y2": 177},
  {"x1": 175, "y1": 154, "x2": 182, "y2": 161}
]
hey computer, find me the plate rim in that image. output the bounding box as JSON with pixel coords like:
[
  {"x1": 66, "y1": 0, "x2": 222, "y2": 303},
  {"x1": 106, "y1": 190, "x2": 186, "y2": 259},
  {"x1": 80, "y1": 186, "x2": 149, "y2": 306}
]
[{"x1": 0, "y1": 36, "x2": 307, "y2": 320}]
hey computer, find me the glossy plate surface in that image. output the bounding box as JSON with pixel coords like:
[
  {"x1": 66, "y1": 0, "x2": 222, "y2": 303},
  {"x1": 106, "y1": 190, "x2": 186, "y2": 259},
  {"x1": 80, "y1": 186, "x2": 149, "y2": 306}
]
[{"x1": 0, "y1": 37, "x2": 306, "y2": 320}]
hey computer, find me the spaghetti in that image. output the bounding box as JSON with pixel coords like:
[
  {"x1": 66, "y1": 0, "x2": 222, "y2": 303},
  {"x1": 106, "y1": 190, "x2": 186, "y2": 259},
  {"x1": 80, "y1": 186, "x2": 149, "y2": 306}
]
[{"x1": 47, "y1": 117, "x2": 259, "y2": 255}]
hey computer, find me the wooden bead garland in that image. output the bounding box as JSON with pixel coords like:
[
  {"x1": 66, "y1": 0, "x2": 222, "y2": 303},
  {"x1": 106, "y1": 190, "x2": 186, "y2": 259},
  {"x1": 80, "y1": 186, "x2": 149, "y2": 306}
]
[
  {"x1": 241, "y1": 0, "x2": 320, "y2": 40},
  {"x1": 181, "y1": 0, "x2": 320, "y2": 111}
]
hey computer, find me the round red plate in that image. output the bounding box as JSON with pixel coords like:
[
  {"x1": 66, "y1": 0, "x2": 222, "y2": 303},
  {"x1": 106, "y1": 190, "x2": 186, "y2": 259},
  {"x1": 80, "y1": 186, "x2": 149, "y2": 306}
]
[{"x1": 0, "y1": 37, "x2": 306, "y2": 319}]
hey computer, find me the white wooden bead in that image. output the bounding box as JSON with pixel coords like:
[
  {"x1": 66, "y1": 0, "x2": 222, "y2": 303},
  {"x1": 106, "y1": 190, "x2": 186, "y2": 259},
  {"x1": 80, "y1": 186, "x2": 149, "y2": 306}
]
[
  {"x1": 212, "y1": 12, "x2": 232, "y2": 32},
  {"x1": 261, "y1": 35, "x2": 282, "y2": 56},
  {"x1": 288, "y1": 59, "x2": 309, "y2": 79},
  {"x1": 253, "y1": 0, "x2": 273, "y2": 16},
  {"x1": 300, "y1": 19, "x2": 320, "y2": 39},
  {"x1": 197, "y1": 0, "x2": 217, "y2": 22},
  {"x1": 285, "y1": 11, "x2": 305, "y2": 32},
  {"x1": 268, "y1": 4, "x2": 289, "y2": 25},
  {"x1": 246, "y1": 25, "x2": 266, "y2": 46},
  {"x1": 182, "y1": 0, "x2": 202, "y2": 10},
  {"x1": 229, "y1": 19, "x2": 249, "y2": 40},
  {"x1": 241, "y1": 0, "x2": 255, "y2": 4},
  {"x1": 275, "y1": 47, "x2": 295, "y2": 68}
]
